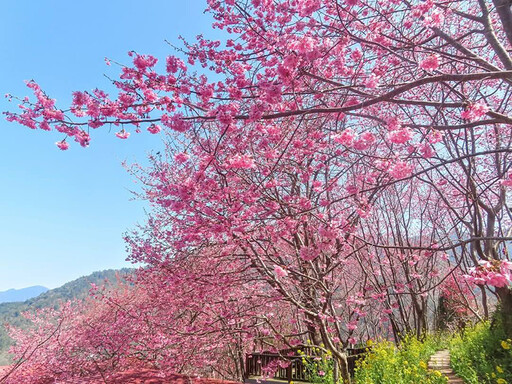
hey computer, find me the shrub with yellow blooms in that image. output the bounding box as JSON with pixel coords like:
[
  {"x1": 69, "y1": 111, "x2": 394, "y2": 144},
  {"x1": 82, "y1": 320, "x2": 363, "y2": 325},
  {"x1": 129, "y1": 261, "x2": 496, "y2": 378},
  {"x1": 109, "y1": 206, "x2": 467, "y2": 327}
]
[
  {"x1": 353, "y1": 334, "x2": 447, "y2": 384},
  {"x1": 449, "y1": 321, "x2": 512, "y2": 384}
]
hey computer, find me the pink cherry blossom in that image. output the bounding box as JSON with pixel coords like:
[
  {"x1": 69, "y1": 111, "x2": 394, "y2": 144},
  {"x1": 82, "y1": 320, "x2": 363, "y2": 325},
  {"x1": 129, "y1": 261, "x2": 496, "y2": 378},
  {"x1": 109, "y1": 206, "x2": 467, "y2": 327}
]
[
  {"x1": 419, "y1": 55, "x2": 440, "y2": 71},
  {"x1": 161, "y1": 113, "x2": 191, "y2": 132},
  {"x1": 353, "y1": 132, "x2": 376, "y2": 150},
  {"x1": 174, "y1": 152, "x2": 190, "y2": 163},
  {"x1": 388, "y1": 160, "x2": 414, "y2": 179},
  {"x1": 347, "y1": 322, "x2": 358, "y2": 331},
  {"x1": 274, "y1": 265, "x2": 288, "y2": 278},
  {"x1": 364, "y1": 74, "x2": 380, "y2": 89},
  {"x1": 147, "y1": 124, "x2": 162, "y2": 134},
  {"x1": 461, "y1": 102, "x2": 489, "y2": 121},
  {"x1": 387, "y1": 128, "x2": 413, "y2": 144},
  {"x1": 464, "y1": 260, "x2": 512, "y2": 288},
  {"x1": 333, "y1": 129, "x2": 356, "y2": 146},
  {"x1": 74, "y1": 130, "x2": 90, "y2": 147},
  {"x1": 299, "y1": 247, "x2": 318, "y2": 261},
  {"x1": 225, "y1": 154, "x2": 255, "y2": 169},
  {"x1": 418, "y1": 143, "x2": 435, "y2": 158},
  {"x1": 55, "y1": 140, "x2": 69, "y2": 150},
  {"x1": 115, "y1": 130, "x2": 130, "y2": 139}
]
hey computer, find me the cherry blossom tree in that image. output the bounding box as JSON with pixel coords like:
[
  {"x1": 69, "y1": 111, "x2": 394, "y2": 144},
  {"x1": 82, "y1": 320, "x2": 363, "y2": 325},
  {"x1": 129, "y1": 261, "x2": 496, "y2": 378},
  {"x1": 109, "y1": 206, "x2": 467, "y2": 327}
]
[
  {"x1": 352, "y1": 182, "x2": 450, "y2": 340},
  {"x1": 436, "y1": 271, "x2": 483, "y2": 331},
  {"x1": 2, "y1": 259, "x2": 267, "y2": 383},
  {"x1": 5, "y1": 0, "x2": 512, "y2": 382}
]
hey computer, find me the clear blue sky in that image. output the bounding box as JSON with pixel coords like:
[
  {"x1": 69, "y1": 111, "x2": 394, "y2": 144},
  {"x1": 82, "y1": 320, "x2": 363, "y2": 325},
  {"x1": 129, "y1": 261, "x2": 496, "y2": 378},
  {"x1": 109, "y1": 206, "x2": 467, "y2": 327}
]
[{"x1": 0, "y1": 1, "x2": 214, "y2": 290}]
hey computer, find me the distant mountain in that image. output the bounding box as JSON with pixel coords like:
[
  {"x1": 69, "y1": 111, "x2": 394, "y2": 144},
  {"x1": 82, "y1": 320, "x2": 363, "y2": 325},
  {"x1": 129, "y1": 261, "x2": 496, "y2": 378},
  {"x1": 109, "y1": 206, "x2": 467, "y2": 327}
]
[
  {"x1": 0, "y1": 268, "x2": 134, "y2": 365},
  {"x1": 0, "y1": 286, "x2": 48, "y2": 304}
]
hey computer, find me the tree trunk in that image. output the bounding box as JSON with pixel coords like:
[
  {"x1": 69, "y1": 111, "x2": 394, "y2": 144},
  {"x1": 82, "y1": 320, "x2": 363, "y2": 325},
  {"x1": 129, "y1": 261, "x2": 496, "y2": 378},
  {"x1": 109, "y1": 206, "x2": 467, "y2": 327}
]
[
  {"x1": 334, "y1": 352, "x2": 351, "y2": 384},
  {"x1": 238, "y1": 347, "x2": 245, "y2": 382},
  {"x1": 333, "y1": 358, "x2": 339, "y2": 384},
  {"x1": 496, "y1": 286, "x2": 512, "y2": 338},
  {"x1": 480, "y1": 285, "x2": 490, "y2": 320}
]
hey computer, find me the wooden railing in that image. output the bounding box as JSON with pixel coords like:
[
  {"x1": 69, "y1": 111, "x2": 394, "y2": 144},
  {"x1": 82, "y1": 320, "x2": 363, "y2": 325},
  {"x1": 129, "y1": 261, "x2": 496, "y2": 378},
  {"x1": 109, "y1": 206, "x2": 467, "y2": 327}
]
[
  {"x1": 244, "y1": 347, "x2": 369, "y2": 382},
  {"x1": 245, "y1": 352, "x2": 307, "y2": 382}
]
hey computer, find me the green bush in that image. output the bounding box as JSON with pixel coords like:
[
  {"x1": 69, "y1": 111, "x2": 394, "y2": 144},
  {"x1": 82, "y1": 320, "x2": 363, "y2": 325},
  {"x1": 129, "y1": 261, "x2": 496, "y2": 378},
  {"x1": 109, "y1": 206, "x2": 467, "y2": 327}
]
[
  {"x1": 353, "y1": 335, "x2": 448, "y2": 384},
  {"x1": 296, "y1": 345, "x2": 337, "y2": 384},
  {"x1": 449, "y1": 321, "x2": 512, "y2": 384}
]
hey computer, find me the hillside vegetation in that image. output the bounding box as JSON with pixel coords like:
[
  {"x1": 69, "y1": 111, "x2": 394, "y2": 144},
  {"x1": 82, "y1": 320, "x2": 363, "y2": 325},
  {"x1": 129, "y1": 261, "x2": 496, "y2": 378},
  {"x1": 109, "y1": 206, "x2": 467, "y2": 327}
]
[{"x1": 0, "y1": 268, "x2": 133, "y2": 365}]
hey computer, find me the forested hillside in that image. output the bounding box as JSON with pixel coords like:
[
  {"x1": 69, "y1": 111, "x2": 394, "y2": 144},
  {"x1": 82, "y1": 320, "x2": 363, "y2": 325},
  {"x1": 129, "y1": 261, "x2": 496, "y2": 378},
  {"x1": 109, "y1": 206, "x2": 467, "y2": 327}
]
[{"x1": 0, "y1": 268, "x2": 133, "y2": 365}]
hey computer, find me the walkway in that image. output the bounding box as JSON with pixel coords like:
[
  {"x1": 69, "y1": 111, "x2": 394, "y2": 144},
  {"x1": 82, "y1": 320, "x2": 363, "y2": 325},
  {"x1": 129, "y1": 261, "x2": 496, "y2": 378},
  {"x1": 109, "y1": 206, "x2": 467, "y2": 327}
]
[
  {"x1": 0, "y1": 369, "x2": 241, "y2": 384},
  {"x1": 428, "y1": 350, "x2": 464, "y2": 383}
]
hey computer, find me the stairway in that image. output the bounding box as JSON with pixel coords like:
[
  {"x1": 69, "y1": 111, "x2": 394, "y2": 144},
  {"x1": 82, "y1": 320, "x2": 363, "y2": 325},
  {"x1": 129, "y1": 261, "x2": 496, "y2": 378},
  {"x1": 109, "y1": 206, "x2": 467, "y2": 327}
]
[{"x1": 428, "y1": 350, "x2": 464, "y2": 383}]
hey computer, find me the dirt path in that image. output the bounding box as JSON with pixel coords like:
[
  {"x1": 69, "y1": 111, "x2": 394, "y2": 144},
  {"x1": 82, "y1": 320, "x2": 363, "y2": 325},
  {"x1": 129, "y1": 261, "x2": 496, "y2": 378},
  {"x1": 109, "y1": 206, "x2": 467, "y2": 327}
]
[{"x1": 428, "y1": 350, "x2": 464, "y2": 383}]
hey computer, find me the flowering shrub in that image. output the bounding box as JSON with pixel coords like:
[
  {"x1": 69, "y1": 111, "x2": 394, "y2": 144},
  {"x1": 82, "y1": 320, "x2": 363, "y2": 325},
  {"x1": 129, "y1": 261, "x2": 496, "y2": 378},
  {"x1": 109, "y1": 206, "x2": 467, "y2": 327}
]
[
  {"x1": 354, "y1": 335, "x2": 447, "y2": 384},
  {"x1": 450, "y1": 321, "x2": 512, "y2": 384},
  {"x1": 298, "y1": 346, "x2": 336, "y2": 384}
]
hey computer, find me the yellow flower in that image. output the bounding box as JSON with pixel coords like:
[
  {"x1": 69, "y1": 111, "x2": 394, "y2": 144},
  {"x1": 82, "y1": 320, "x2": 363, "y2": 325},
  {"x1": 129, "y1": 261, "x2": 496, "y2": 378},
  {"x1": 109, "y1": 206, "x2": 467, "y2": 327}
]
[
  {"x1": 501, "y1": 340, "x2": 511, "y2": 350},
  {"x1": 433, "y1": 370, "x2": 442, "y2": 377},
  {"x1": 419, "y1": 361, "x2": 427, "y2": 369},
  {"x1": 492, "y1": 373, "x2": 497, "y2": 378},
  {"x1": 497, "y1": 366, "x2": 504, "y2": 373},
  {"x1": 496, "y1": 378, "x2": 507, "y2": 384}
]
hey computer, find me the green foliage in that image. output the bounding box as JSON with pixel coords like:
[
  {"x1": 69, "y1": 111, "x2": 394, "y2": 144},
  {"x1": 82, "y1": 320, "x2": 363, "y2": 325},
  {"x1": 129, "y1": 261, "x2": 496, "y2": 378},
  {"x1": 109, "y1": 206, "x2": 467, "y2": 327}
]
[
  {"x1": 298, "y1": 345, "x2": 337, "y2": 384},
  {"x1": 0, "y1": 268, "x2": 133, "y2": 365},
  {"x1": 354, "y1": 335, "x2": 448, "y2": 384},
  {"x1": 449, "y1": 320, "x2": 512, "y2": 384}
]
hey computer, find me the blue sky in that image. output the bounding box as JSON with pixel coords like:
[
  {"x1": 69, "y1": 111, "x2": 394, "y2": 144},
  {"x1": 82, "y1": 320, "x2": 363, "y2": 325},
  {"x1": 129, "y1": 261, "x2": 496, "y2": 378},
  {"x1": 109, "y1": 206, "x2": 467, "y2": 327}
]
[{"x1": 0, "y1": 1, "x2": 214, "y2": 290}]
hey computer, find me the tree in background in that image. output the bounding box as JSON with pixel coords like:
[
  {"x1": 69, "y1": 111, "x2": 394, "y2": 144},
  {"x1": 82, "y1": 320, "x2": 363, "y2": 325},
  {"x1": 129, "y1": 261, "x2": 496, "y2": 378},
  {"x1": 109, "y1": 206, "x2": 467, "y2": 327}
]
[{"x1": 2, "y1": 258, "x2": 268, "y2": 383}]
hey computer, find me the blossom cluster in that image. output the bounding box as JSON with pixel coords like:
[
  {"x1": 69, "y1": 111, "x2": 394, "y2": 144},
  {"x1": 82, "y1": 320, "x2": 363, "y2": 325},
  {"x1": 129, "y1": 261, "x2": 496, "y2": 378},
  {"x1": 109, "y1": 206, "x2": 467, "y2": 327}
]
[{"x1": 464, "y1": 260, "x2": 512, "y2": 288}]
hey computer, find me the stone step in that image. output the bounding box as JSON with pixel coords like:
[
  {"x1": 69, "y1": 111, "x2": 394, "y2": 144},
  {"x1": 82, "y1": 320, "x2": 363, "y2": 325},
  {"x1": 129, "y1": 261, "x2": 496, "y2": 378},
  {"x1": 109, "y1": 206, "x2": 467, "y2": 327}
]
[{"x1": 428, "y1": 349, "x2": 465, "y2": 383}]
